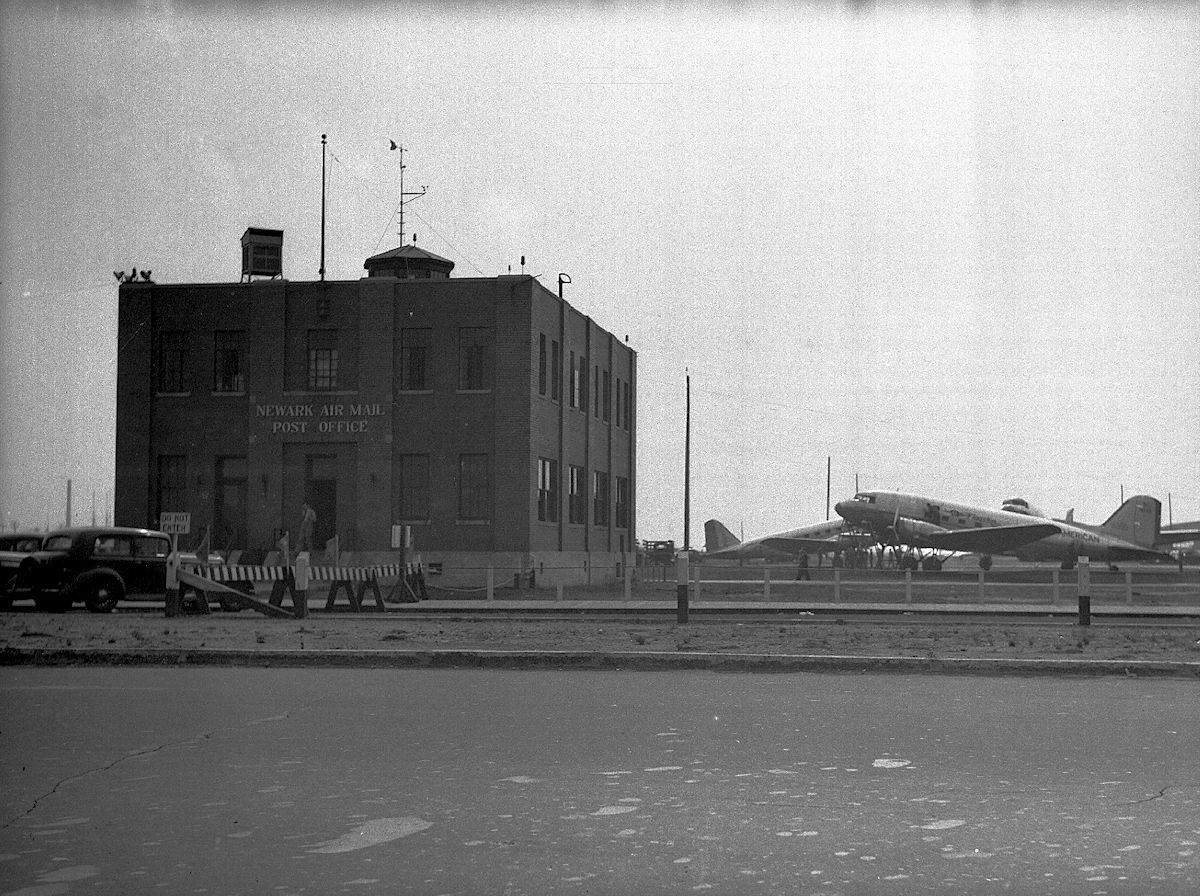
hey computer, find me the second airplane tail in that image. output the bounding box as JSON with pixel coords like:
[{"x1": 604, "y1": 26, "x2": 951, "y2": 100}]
[
  {"x1": 1099, "y1": 495, "x2": 1162, "y2": 548},
  {"x1": 704, "y1": 519, "x2": 740, "y2": 553}
]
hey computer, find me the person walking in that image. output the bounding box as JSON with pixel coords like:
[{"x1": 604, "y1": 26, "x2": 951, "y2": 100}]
[
  {"x1": 795, "y1": 549, "x2": 810, "y2": 581},
  {"x1": 298, "y1": 500, "x2": 317, "y2": 553}
]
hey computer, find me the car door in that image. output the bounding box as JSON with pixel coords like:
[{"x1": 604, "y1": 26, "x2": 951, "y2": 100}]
[
  {"x1": 132, "y1": 535, "x2": 171, "y2": 594},
  {"x1": 91, "y1": 534, "x2": 136, "y2": 590}
]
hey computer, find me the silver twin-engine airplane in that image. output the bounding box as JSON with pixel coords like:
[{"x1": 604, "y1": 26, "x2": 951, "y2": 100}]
[{"x1": 834, "y1": 490, "x2": 1171, "y2": 570}]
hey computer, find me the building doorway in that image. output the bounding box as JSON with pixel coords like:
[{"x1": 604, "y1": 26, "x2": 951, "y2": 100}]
[
  {"x1": 214, "y1": 456, "x2": 248, "y2": 551},
  {"x1": 305, "y1": 454, "x2": 337, "y2": 550}
]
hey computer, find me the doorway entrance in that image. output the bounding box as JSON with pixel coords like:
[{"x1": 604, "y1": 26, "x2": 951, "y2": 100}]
[{"x1": 305, "y1": 454, "x2": 337, "y2": 550}]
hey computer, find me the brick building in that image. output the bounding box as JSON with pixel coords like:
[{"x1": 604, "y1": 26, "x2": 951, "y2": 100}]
[{"x1": 115, "y1": 232, "x2": 636, "y2": 585}]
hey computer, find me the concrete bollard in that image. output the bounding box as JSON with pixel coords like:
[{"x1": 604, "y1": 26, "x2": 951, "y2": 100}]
[{"x1": 295, "y1": 552, "x2": 310, "y2": 619}]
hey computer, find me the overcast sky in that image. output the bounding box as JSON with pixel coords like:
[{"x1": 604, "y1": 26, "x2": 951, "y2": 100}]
[{"x1": 1, "y1": 0, "x2": 1197, "y2": 545}]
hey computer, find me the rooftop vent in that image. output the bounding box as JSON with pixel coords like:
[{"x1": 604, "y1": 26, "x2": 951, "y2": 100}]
[{"x1": 241, "y1": 227, "x2": 283, "y2": 281}]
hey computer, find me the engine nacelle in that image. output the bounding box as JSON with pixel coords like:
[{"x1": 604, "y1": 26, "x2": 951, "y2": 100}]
[{"x1": 892, "y1": 518, "x2": 948, "y2": 545}]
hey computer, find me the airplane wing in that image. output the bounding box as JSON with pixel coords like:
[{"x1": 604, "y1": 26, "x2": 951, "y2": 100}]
[
  {"x1": 756, "y1": 536, "x2": 842, "y2": 554},
  {"x1": 926, "y1": 523, "x2": 1060, "y2": 554}
]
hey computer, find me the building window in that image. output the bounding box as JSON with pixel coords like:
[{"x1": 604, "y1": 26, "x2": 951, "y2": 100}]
[
  {"x1": 579, "y1": 356, "x2": 588, "y2": 413},
  {"x1": 157, "y1": 331, "x2": 188, "y2": 393},
  {"x1": 551, "y1": 340, "x2": 562, "y2": 401},
  {"x1": 615, "y1": 476, "x2": 630, "y2": 529},
  {"x1": 213, "y1": 330, "x2": 244, "y2": 393},
  {"x1": 458, "y1": 453, "x2": 490, "y2": 521},
  {"x1": 214, "y1": 456, "x2": 247, "y2": 549},
  {"x1": 400, "y1": 328, "x2": 431, "y2": 391},
  {"x1": 569, "y1": 352, "x2": 577, "y2": 408},
  {"x1": 593, "y1": 470, "x2": 609, "y2": 527},
  {"x1": 624, "y1": 381, "x2": 632, "y2": 430},
  {"x1": 537, "y1": 457, "x2": 558, "y2": 523},
  {"x1": 398, "y1": 454, "x2": 430, "y2": 520},
  {"x1": 307, "y1": 329, "x2": 339, "y2": 391},
  {"x1": 458, "y1": 327, "x2": 492, "y2": 390},
  {"x1": 615, "y1": 377, "x2": 621, "y2": 427},
  {"x1": 538, "y1": 334, "x2": 547, "y2": 396},
  {"x1": 156, "y1": 454, "x2": 186, "y2": 521},
  {"x1": 594, "y1": 365, "x2": 600, "y2": 419},
  {"x1": 602, "y1": 369, "x2": 611, "y2": 423},
  {"x1": 568, "y1": 465, "x2": 586, "y2": 525}
]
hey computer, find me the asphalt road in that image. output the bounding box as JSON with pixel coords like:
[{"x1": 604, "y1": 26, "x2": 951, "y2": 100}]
[{"x1": 2, "y1": 668, "x2": 1198, "y2": 894}]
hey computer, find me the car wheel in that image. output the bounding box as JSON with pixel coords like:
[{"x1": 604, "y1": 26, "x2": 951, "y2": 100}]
[{"x1": 81, "y1": 578, "x2": 124, "y2": 613}]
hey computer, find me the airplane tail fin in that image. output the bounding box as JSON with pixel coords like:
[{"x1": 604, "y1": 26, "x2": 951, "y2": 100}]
[
  {"x1": 704, "y1": 519, "x2": 740, "y2": 553},
  {"x1": 1099, "y1": 495, "x2": 1161, "y2": 548}
]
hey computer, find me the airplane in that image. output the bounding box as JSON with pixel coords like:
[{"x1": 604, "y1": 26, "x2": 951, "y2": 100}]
[
  {"x1": 703, "y1": 518, "x2": 849, "y2": 561},
  {"x1": 834, "y1": 490, "x2": 1171, "y2": 570},
  {"x1": 1155, "y1": 519, "x2": 1200, "y2": 553}
]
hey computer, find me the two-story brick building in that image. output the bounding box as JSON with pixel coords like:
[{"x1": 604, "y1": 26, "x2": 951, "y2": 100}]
[{"x1": 114, "y1": 231, "x2": 636, "y2": 585}]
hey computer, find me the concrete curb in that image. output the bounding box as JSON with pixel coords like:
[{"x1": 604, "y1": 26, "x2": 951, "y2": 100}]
[{"x1": 3, "y1": 646, "x2": 1198, "y2": 678}]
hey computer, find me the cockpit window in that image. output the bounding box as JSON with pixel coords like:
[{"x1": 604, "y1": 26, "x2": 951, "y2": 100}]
[{"x1": 851, "y1": 494, "x2": 875, "y2": 504}]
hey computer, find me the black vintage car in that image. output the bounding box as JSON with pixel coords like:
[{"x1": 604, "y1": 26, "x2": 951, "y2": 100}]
[{"x1": 3, "y1": 526, "x2": 173, "y2": 613}]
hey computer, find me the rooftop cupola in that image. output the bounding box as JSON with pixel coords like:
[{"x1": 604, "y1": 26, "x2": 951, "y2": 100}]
[{"x1": 363, "y1": 244, "x2": 455, "y2": 279}]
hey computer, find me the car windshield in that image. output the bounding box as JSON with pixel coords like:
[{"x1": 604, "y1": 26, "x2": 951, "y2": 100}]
[{"x1": 44, "y1": 535, "x2": 72, "y2": 551}]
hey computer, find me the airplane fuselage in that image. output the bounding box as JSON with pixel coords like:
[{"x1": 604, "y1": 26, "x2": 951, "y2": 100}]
[{"x1": 836, "y1": 491, "x2": 1156, "y2": 564}]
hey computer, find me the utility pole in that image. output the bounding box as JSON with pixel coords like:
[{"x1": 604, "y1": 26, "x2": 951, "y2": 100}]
[
  {"x1": 684, "y1": 370, "x2": 691, "y2": 552},
  {"x1": 319, "y1": 134, "x2": 327, "y2": 281}
]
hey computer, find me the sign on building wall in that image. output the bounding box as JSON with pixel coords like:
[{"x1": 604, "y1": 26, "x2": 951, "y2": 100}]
[{"x1": 249, "y1": 400, "x2": 390, "y2": 442}]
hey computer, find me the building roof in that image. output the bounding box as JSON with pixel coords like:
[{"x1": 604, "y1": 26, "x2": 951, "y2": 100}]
[{"x1": 363, "y1": 244, "x2": 454, "y2": 267}]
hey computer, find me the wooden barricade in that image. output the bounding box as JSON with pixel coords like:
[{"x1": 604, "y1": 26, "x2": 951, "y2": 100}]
[{"x1": 177, "y1": 559, "x2": 420, "y2": 618}]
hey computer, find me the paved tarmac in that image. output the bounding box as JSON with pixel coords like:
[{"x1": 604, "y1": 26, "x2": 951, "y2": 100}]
[{"x1": 2, "y1": 666, "x2": 1197, "y2": 894}]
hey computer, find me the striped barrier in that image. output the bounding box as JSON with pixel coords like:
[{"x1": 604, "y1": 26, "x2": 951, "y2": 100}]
[{"x1": 177, "y1": 561, "x2": 426, "y2": 617}]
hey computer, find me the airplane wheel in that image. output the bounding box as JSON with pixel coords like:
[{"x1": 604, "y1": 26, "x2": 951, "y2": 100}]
[{"x1": 979, "y1": 556, "x2": 993, "y2": 571}]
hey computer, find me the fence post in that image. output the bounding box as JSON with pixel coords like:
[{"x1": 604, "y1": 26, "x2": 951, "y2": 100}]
[
  {"x1": 1077, "y1": 556, "x2": 1091, "y2": 626},
  {"x1": 624, "y1": 554, "x2": 632, "y2": 602},
  {"x1": 1052, "y1": 569, "x2": 1060, "y2": 605},
  {"x1": 977, "y1": 570, "x2": 985, "y2": 603},
  {"x1": 555, "y1": 583, "x2": 563, "y2": 602},
  {"x1": 487, "y1": 567, "x2": 494, "y2": 601},
  {"x1": 764, "y1": 567, "x2": 771, "y2": 601},
  {"x1": 904, "y1": 569, "x2": 912, "y2": 604},
  {"x1": 833, "y1": 567, "x2": 841, "y2": 602},
  {"x1": 1125, "y1": 570, "x2": 1133, "y2": 605}
]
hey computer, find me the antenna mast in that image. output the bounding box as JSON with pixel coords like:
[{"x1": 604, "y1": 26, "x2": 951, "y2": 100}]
[{"x1": 391, "y1": 142, "x2": 427, "y2": 246}]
